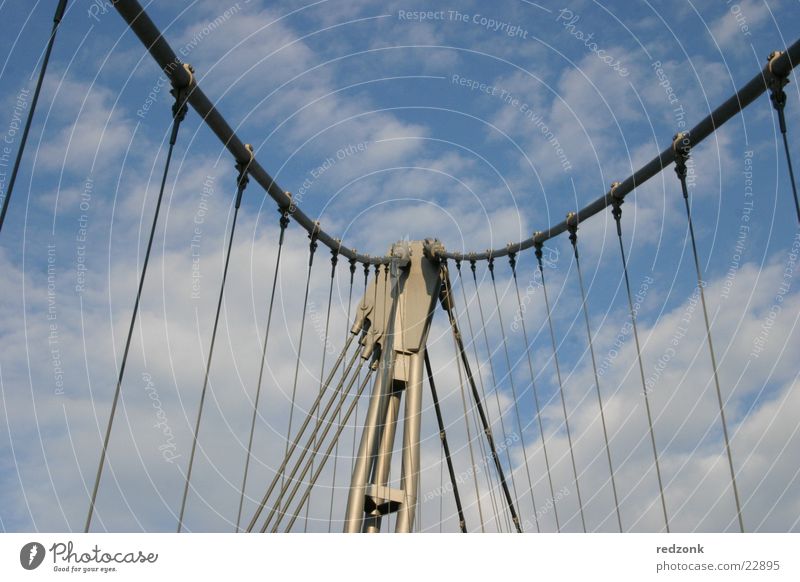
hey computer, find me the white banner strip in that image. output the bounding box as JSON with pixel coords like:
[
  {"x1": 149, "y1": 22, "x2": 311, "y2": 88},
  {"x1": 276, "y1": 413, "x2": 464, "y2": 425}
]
[{"x1": 1, "y1": 533, "x2": 797, "y2": 581}]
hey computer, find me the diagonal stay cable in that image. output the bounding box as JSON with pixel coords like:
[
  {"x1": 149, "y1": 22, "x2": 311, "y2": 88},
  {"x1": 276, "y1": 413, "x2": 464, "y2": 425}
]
[
  {"x1": 279, "y1": 363, "x2": 378, "y2": 532},
  {"x1": 177, "y1": 145, "x2": 255, "y2": 532},
  {"x1": 610, "y1": 190, "x2": 670, "y2": 532},
  {"x1": 534, "y1": 236, "x2": 586, "y2": 532},
  {"x1": 85, "y1": 82, "x2": 190, "y2": 532},
  {"x1": 566, "y1": 215, "x2": 622, "y2": 532},
  {"x1": 245, "y1": 330, "x2": 360, "y2": 532},
  {"x1": 441, "y1": 260, "x2": 522, "y2": 532},
  {"x1": 424, "y1": 351, "x2": 467, "y2": 533},
  {"x1": 235, "y1": 208, "x2": 290, "y2": 532},
  {"x1": 674, "y1": 138, "x2": 744, "y2": 532},
  {"x1": 263, "y1": 354, "x2": 367, "y2": 531},
  {"x1": 448, "y1": 301, "x2": 486, "y2": 532}
]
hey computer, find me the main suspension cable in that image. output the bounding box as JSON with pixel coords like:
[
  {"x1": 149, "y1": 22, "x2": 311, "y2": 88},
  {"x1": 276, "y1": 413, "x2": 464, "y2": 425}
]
[
  {"x1": 610, "y1": 190, "x2": 670, "y2": 532},
  {"x1": 673, "y1": 137, "x2": 744, "y2": 533},
  {"x1": 84, "y1": 80, "x2": 190, "y2": 532},
  {"x1": 566, "y1": 216, "x2": 622, "y2": 532},
  {"x1": 441, "y1": 261, "x2": 522, "y2": 533},
  {"x1": 235, "y1": 209, "x2": 290, "y2": 531},
  {"x1": 534, "y1": 237, "x2": 586, "y2": 532},
  {"x1": 178, "y1": 145, "x2": 254, "y2": 532},
  {"x1": 507, "y1": 251, "x2": 561, "y2": 532},
  {"x1": 424, "y1": 351, "x2": 467, "y2": 533},
  {"x1": 0, "y1": 0, "x2": 68, "y2": 235},
  {"x1": 488, "y1": 256, "x2": 540, "y2": 532},
  {"x1": 767, "y1": 51, "x2": 800, "y2": 223}
]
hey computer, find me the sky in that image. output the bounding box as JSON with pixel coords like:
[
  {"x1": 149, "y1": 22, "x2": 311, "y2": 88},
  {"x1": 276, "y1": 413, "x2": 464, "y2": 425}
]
[{"x1": 0, "y1": 0, "x2": 799, "y2": 533}]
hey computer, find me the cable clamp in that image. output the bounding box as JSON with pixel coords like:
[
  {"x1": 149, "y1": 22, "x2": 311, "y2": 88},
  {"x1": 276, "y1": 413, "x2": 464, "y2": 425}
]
[
  {"x1": 169, "y1": 63, "x2": 195, "y2": 119},
  {"x1": 533, "y1": 231, "x2": 544, "y2": 260},
  {"x1": 506, "y1": 244, "x2": 517, "y2": 271}
]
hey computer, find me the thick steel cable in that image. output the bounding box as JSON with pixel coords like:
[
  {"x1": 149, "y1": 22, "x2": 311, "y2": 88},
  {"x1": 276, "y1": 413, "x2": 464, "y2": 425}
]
[
  {"x1": 441, "y1": 261, "x2": 522, "y2": 533},
  {"x1": 767, "y1": 62, "x2": 799, "y2": 223},
  {"x1": 282, "y1": 232, "x2": 319, "y2": 487},
  {"x1": 111, "y1": 2, "x2": 800, "y2": 264},
  {"x1": 0, "y1": 0, "x2": 68, "y2": 234},
  {"x1": 264, "y1": 356, "x2": 367, "y2": 531},
  {"x1": 533, "y1": 239, "x2": 586, "y2": 532},
  {"x1": 610, "y1": 196, "x2": 670, "y2": 532},
  {"x1": 448, "y1": 308, "x2": 486, "y2": 532},
  {"x1": 507, "y1": 252, "x2": 561, "y2": 532},
  {"x1": 280, "y1": 365, "x2": 377, "y2": 532},
  {"x1": 302, "y1": 249, "x2": 339, "y2": 531},
  {"x1": 455, "y1": 261, "x2": 503, "y2": 531},
  {"x1": 566, "y1": 219, "x2": 622, "y2": 532},
  {"x1": 245, "y1": 332, "x2": 359, "y2": 531},
  {"x1": 468, "y1": 260, "x2": 522, "y2": 524},
  {"x1": 424, "y1": 351, "x2": 467, "y2": 533},
  {"x1": 235, "y1": 210, "x2": 290, "y2": 531},
  {"x1": 487, "y1": 257, "x2": 540, "y2": 532},
  {"x1": 327, "y1": 258, "x2": 357, "y2": 532},
  {"x1": 84, "y1": 85, "x2": 188, "y2": 532},
  {"x1": 674, "y1": 145, "x2": 745, "y2": 533},
  {"x1": 177, "y1": 152, "x2": 253, "y2": 532}
]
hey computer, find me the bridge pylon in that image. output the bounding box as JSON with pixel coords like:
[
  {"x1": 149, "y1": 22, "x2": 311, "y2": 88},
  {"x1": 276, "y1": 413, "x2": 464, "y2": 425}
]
[{"x1": 344, "y1": 239, "x2": 444, "y2": 533}]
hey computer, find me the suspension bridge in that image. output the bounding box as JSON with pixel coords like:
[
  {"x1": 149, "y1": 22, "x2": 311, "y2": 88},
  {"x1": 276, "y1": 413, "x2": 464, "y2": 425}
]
[{"x1": 1, "y1": 1, "x2": 798, "y2": 534}]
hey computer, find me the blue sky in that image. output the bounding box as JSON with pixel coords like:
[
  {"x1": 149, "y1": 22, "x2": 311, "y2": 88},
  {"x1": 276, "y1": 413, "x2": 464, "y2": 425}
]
[{"x1": 0, "y1": 0, "x2": 799, "y2": 533}]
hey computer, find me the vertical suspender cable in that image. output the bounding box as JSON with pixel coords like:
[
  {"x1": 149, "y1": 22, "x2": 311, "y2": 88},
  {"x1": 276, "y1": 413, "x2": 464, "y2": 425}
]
[
  {"x1": 349, "y1": 261, "x2": 370, "y2": 478},
  {"x1": 487, "y1": 256, "x2": 540, "y2": 532},
  {"x1": 673, "y1": 138, "x2": 744, "y2": 532},
  {"x1": 534, "y1": 236, "x2": 587, "y2": 532},
  {"x1": 283, "y1": 228, "x2": 320, "y2": 484},
  {"x1": 610, "y1": 189, "x2": 670, "y2": 532},
  {"x1": 767, "y1": 51, "x2": 800, "y2": 223},
  {"x1": 424, "y1": 351, "x2": 467, "y2": 532},
  {"x1": 469, "y1": 259, "x2": 521, "y2": 529},
  {"x1": 455, "y1": 260, "x2": 502, "y2": 531},
  {"x1": 235, "y1": 209, "x2": 290, "y2": 531},
  {"x1": 85, "y1": 79, "x2": 190, "y2": 532},
  {"x1": 177, "y1": 144, "x2": 254, "y2": 532},
  {"x1": 302, "y1": 248, "x2": 339, "y2": 531},
  {"x1": 327, "y1": 257, "x2": 357, "y2": 531},
  {"x1": 440, "y1": 260, "x2": 522, "y2": 532},
  {"x1": 566, "y1": 216, "x2": 623, "y2": 532},
  {"x1": 0, "y1": 0, "x2": 69, "y2": 234},
  {"x1": 508, "y1": 251, "x2": 561, "y2": 532}
]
